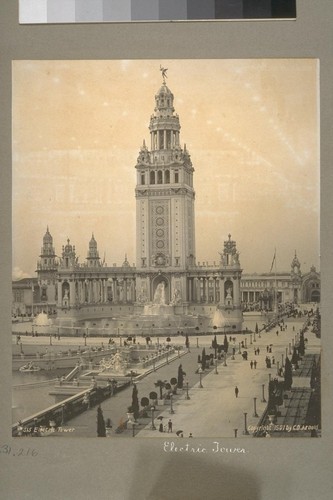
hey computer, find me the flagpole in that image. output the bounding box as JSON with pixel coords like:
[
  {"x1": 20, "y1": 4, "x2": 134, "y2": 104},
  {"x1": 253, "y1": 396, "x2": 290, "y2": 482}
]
[{"x1": 274, "y1": 247, "x2": 278, "y2": 315}]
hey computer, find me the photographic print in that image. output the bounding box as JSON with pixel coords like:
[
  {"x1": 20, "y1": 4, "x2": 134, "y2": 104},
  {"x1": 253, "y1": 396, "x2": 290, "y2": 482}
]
[{"x1": 11, "y1": 58, "x2": 320, "y2": 440}]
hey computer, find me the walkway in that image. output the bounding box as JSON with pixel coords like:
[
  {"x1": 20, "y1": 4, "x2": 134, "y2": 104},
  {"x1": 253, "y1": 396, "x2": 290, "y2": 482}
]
[{"x1": 51, "y1": 316, "x2": 320, "y2": 438}]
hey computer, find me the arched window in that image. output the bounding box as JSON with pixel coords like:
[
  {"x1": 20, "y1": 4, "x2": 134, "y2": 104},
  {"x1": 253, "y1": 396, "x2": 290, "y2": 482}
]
[
  {"x1": 141, "y1": 172, "x2": 145, "y2": 185},
  {"x1": 174, "y1": 170, "x2": 179, "y2": 183},
  {"x1": 157, "y1": 170, "x2": 163, "y2": 184},
  {"x1": 150, "y1": 171, "x2": 155, "y2": 184},
  {"x1": 165, "y1": 170, "x2": 170, "y2": 183}
]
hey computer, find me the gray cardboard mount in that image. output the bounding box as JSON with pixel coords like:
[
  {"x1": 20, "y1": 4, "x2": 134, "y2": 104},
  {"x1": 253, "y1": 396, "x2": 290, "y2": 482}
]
[{"x1": 0, "y1": 1, "x2": 332, "y2": 499}]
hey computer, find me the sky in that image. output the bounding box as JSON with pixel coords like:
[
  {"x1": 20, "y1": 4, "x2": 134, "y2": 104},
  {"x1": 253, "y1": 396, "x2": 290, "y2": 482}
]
[{"x1": 12, "y1": 59, "x2": 319, "y2": 279}]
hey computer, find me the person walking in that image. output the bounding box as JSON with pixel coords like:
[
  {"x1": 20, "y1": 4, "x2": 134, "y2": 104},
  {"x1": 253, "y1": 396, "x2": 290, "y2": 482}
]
[
  {"x1": 254, "y1": 360, "x2": 257, "y2": 369},
  {"x1": 250, "y1": 360, "x2": 253, "y2": 369},
  {"x1": 168, "y1": 419, "x2": 173, "y2": 433},
  {"x1": 235, "y1": 386, "x2": 239, "y2": 398}
]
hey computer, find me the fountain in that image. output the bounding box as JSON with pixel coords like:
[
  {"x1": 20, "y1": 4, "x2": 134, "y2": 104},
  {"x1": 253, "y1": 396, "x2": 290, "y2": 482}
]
[
  {"x1": 32, "y1": 311, "x2": 54, "y2": 334},
  {"x1": 98, "y1": 350, "x2": 127, "y2": 376},
  {"x1": 211, "y1": 308, "x2": 231, "y2": 329},
  {"x1": 143, "y1": 282, "x2": 175, "y2": 316}
]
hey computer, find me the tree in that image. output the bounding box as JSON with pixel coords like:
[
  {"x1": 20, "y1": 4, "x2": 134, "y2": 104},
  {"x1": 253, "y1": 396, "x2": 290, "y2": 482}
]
[
  {"x1": 149, "y1": 391, "x2": 158, "y2": 404},
  {"x1": 177, "y1": 364, "x2": 186, "y2": 389},
  {"x1": 140, "y1": 397, "x2": 149, "y2": 417},
  {"x1": 154, "y1": 380, "x2": 166, "y2": 400},
  {"x1": 132, "y1": 383, "x2": 139, "y2": 421},
  {"x1": 223, "y1": 334, "x2": 229, "y2": 353},
  {"x1": 298, "y1": 332, "x2": 305, "y2": 356},
  {"x1": 97, "y1": 405, "x2": 106, "y2": 437},
  {"x1": 164, "y1": 382, "x2": 172, "y2": 399},
  {"x1": 291, "y1": 347, "x2": 299, "y2": 366},
  {"x1": 170, "y1": 377, "x2": 178, "y2": 394},
  {"x1": 201, "y1": 348, "x2": 206, "y2": 370},
  {"x1": 212, "y1": 334, "x2": 218, "y2": 358},
  {"x1": 284, "y1": 356, "x2": 293, "y2": 390}
]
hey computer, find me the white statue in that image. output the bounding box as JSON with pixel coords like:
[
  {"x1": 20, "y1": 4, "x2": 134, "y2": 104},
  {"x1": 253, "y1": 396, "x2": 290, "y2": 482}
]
[{"x1": 153, "y1": 282, "x2": 166, "y2": 305}]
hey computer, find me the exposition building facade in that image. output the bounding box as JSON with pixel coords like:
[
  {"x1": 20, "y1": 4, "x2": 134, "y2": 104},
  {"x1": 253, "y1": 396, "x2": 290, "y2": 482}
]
[{"x1": 12, "y1": 78, "x2": 320, "y2": 334}]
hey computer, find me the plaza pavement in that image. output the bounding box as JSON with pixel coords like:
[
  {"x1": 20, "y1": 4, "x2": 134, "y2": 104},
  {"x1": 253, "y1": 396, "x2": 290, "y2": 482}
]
[
  {"x1": 136, "y1": 318, "x2": 321, "y2": 439},
  {"x1": 12, "y1": 315, "x2": 320, "y2": 438}
]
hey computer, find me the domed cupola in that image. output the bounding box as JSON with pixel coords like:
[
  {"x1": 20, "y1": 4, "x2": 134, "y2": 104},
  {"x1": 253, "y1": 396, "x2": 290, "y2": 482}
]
[
  {"x1": 40, "y1": 226, "x2": 56, "y2": 257},
  {"x1": 155, "y1": 83, "x2": 175, "y2": 116},
  {"x1": 43, "y1": 226, "x2": 53, "y2": 245},
  {"x1": 61, "y1": 238, "x2": 76, "y2": 269},
  {"x1": 86, "y1": 233, "x2": 101, "y2": 267},
  {"x1": 122, "y1": 254, "x2": 130, "y2": 268},
  {"x1": 137, "y1": 139, "x2": 150, "y2": 165},
  {"x1": 37, "y1": 226, "x2": 57, "y2": 273}
]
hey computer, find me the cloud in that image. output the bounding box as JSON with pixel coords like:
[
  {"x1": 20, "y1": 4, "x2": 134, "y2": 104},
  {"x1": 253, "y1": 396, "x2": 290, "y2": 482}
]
[{"x1": 12, "y1": 267, "x2": 31, "y2": 280}]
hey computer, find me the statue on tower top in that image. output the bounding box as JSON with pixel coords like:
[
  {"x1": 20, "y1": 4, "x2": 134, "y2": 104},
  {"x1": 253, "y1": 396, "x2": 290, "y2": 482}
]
[{"x1": 160, "y1": 65, "x2": 168, "y2": 84}]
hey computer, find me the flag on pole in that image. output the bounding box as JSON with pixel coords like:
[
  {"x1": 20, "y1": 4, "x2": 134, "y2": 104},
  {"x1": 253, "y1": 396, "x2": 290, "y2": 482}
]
[{"x1": 269, "y1": 250, "x2": 276, "y2": 273}]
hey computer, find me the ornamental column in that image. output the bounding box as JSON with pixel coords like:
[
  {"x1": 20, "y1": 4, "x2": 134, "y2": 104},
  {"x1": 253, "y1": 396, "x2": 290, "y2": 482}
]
[
  {"x1": 219, "y1": 277, "x2": 225, "y2": 306},
  {"x1": 123, "y1": 278, "x2": 127, "y2": 304},
  {"x1": 196, "y1": 278, "x2": 201, "y2": 303},
  {"x1": 57, "y1": 280, "x2": 62, "y2": 307},
  {"x1": 213, "y1": 278, "x2": 217, "y2": 303},
  {"x1": 112, "y1": 279, "x2": 118, "y2": 304},
  {"x1": 69, "y1": 280, "x2": 75, "y2": 306}
]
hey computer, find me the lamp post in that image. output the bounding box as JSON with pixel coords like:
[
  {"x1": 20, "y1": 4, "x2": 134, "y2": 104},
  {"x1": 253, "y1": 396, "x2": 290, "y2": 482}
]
[
  {"x1": 253, "y1": 331, "x2": 256, "y2": 342},
  {"x1": 261, "y1": 384, "x2": 267, "y2": 403},
  {"x1": 185, "y1": 381, "x2": 190, "y2": 400},
  {"x1": 61, "y1": 404, "x2": 66, "y2": 425},
  {"x1": 198, "y1": 367, "x2": 203, "y2": 388},
  {"x1": 243, "y1": 412, "x2": 249, "y2": 435},
  {"x1": 238, "y1": 342, "x2": 241, "y2": 354},
  {"x1": 223, "y1": 352, "x2": 227, "y2": 367},
  {"x1": 250, "y1": 334, "x2": 253, "y2": 345},
  {"x1": 170, "y1": 394, "x2": 175, "y2": 414},
  {"x1": 196, "y1": 337, "x2": 199, "y2": 348},
  {"x1": 214, "y1": 358, "x2": 218, "y2": 375},
  {"x1": 150, "y1": 406, "x2": 156, "y2": 430},
  {"x1": 132, "y1": 421, "x2": 137, "y2": 437},
  {"x1": 253, "y1": 397, "x2": 258, "y2": 417}
]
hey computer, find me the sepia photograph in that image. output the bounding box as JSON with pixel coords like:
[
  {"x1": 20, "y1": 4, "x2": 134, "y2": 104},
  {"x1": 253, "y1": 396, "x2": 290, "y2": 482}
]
[{"x1": 11, "y1": 58, "x2": 321, "y2": 440}]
